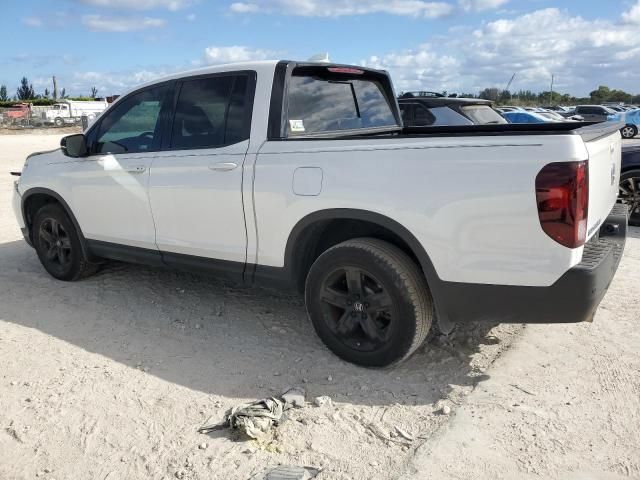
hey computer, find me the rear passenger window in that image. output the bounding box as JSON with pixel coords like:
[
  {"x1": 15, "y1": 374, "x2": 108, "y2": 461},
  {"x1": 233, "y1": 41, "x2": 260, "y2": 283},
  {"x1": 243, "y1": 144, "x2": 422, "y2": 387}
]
[
  {"x1": 171, "y1": 75, "x2": 251, "y2": 150},
  {"x1": 286, "y1": 68, "x2": 398, "y2": 136}
]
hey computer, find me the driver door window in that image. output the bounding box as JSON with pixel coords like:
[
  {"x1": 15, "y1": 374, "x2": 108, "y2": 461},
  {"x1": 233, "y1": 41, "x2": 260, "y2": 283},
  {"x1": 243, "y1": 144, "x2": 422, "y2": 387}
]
[{"x1": 95, "y1": 85, "x2": 169, "y2": 154}]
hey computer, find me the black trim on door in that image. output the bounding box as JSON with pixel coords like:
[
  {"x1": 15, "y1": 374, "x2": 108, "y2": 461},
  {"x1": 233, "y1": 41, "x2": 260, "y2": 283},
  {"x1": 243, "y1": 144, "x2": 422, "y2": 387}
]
[
  {"x1": 267, "y1": 60, "x2": 292, "y2": 140},
  {"x1": 87, "y1": 240, "x2": 164, "y2": 267}
]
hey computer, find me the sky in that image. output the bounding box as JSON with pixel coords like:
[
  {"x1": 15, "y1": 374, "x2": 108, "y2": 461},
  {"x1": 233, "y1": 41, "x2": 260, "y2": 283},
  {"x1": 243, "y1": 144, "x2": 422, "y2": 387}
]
[{"x1": 3, "y1": 0, "x2": 640, "y2": 98}]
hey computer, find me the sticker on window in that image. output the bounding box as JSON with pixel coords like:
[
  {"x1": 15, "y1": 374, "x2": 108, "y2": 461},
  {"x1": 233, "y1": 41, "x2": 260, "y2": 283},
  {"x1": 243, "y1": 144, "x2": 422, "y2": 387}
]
[{"x1": 289, "y1": 119, "x2": 305, "y2": 132}]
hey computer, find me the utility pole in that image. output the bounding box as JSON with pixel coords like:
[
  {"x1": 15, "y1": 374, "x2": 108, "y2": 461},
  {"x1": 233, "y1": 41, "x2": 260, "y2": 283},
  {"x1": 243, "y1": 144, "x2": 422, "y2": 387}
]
[
  {"x1": 549, "y1": 74, "x2": 555, "y2": 106},
  {"x1": 52, "y1": 76, "x2": 58, "y2": 100},
  {"x1": 505, "y1": 73, "x2": 516, "y2": 102}
]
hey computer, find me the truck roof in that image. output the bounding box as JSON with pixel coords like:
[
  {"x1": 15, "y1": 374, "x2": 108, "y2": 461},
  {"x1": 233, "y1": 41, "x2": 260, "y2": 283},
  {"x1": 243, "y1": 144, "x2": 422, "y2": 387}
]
[{"x1": 112, "y1": 60, "x2": 388, "y2": 106}]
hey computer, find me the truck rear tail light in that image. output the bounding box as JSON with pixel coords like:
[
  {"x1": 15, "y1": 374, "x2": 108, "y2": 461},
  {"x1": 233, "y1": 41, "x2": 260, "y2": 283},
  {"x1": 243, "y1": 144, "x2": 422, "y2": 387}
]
[{"x1": 535, "y1": 161, "x2": 589, "y2": 249}]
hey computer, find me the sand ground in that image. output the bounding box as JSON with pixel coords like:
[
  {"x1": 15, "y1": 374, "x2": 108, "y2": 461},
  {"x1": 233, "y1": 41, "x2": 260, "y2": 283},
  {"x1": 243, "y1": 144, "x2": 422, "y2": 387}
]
[{"x1": 1, "y1": 134, "x2": 638, "y2": 480}]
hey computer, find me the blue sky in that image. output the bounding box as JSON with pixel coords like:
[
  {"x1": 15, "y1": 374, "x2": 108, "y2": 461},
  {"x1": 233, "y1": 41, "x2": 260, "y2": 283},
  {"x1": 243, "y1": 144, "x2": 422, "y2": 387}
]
[{"x1": 3, "y1": 0, "x2": 640, "y2": 98}]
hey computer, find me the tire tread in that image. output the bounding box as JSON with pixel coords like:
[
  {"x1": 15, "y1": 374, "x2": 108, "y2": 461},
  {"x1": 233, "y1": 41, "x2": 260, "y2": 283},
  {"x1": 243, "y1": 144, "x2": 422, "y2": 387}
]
[{"x1": 310, "y1": 237, "x2": 433, "y2": 366}]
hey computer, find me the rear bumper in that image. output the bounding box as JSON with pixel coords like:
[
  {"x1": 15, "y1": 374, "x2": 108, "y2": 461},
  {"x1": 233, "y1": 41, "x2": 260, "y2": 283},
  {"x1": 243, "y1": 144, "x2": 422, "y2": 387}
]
[{"x1": 435, "y1": 204, "x2": 627, "y2": 325}]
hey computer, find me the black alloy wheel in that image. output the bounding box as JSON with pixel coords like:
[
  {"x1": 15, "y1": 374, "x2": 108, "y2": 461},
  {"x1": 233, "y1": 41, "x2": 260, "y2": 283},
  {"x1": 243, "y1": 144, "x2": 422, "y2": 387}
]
[
  {"x1": 32, "y1": 204, "x2": 99, "y2": 281},
  {"x1": 319, "y1": 266, "x2": 395, "y2": 353},
  {"x1": 38, "y1": 218, "x2": 73, "y2": 274}
]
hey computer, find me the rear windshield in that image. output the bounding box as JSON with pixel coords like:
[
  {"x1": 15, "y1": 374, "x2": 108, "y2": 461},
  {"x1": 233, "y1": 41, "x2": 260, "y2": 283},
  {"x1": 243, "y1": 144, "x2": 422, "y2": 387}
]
[
  {"x1": 461, "y1": 105, "x2": 507, "y2": 125},
  {"x1": 286, "y1": 67, "x2": 398, "y2": 136}
]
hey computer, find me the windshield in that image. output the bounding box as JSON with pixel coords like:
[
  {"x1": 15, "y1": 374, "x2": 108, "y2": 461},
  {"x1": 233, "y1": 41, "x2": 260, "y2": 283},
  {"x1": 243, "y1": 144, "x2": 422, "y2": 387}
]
[
  {"x1": 461, "y1": 105, "x2": 507, "y2": 125},
  {"x1": 286, "y1": 67, "x2": 399, "y2": 136}
]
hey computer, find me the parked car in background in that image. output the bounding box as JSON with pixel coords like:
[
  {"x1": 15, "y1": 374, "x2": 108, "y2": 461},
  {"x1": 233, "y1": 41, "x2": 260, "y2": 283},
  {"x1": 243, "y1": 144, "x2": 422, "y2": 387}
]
[
  {"x1": 574, "y1": 105, "x2": 617, "y2": 122},
  {"x1": 620, "y1": 144, "x2": 640, "y2": 226},
  {"x1": 574, "y1": 105, "x2": 637, "y2": 138},
  {"x1": 543, "y1": 106, "x2": 572, "y2": 114},
  {"x1": 398, "y1": 94, "x2": 507, "y2": 126},
  {"x1": 42, "y1": 100, "x2": 109, "y2": 127},
  {"x1": 502, "y1": 111, "x2": 559, "y2": 123},
  {"x1": 497, "y1": 106, "x2": 524, "y2": 113},
  {"x1": 537, "y1": 111, "x2": 577, "y2": 122},
  {"x1": 11, "y1": 60, "x2": 627, "y2": 367},
  {"x1": 622, "y1": 108, "x2": 640, "y2": 139}
]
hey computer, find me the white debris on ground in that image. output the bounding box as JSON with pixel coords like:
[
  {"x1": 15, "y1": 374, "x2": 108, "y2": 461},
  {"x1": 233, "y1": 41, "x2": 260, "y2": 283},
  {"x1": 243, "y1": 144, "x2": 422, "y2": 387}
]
[{"x1": 1, "y1": 134, "x2": 639, "y2": 480}]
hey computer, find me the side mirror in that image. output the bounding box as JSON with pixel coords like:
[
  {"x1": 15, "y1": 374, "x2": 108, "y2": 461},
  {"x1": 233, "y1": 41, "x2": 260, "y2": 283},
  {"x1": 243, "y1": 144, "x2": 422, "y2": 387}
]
[{"x1": 61, "y1": 134, "x2": 88, "y2": 158}]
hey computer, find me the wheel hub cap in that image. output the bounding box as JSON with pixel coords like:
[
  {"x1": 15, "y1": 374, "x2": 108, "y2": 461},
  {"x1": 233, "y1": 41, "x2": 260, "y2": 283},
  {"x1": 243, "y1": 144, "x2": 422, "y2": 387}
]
[{"x1": 319, "y1": 267, "x2": 394, "y2": 352}]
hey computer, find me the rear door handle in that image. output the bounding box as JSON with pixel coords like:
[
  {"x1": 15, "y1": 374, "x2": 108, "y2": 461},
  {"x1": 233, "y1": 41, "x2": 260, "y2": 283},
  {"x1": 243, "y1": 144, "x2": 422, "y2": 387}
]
[
  {"x1": 209, "y1": 162, "x2": 238, "y2": 172},
  {"x1": 126, "y1": 165, "x2": 147, "y2": 174}
]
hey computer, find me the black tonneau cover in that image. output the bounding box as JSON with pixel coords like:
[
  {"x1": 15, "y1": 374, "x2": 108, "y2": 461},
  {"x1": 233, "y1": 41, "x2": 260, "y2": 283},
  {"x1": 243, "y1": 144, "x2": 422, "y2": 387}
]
[{"x1": 401, "y1": 121, "x2": 624, "y2": 142}]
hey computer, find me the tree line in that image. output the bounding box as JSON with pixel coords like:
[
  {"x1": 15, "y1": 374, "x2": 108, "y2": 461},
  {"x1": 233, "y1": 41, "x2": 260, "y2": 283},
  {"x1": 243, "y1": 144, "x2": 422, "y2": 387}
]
[
  {"x1": 0, "y1": 76, "x2": 99, "y2": 105},
  {"x1": 3, "y1": 75, "x2": 639, "y2": 107},
  {"x1": 476, "y1": 85, "x2": 640, "y2": 106}
]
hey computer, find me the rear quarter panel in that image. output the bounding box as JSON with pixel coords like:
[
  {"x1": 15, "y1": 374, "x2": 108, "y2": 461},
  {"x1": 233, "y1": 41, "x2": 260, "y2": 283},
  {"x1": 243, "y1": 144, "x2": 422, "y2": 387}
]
[{"x1": 253, "y1": 134, "x2": 589, "y2": 287}]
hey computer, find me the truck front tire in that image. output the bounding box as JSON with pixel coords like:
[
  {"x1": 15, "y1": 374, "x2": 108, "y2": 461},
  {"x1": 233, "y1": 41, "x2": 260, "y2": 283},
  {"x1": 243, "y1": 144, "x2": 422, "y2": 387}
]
[
  {"x1": 54, "y1": 117, "x2": 64, "y2": 127},
  {"x1": 305, "y1": 238, "x2": 433, "y2": 367},
  {"x1": 32, "y1": 204, "x2": 99, "y2": 281}
]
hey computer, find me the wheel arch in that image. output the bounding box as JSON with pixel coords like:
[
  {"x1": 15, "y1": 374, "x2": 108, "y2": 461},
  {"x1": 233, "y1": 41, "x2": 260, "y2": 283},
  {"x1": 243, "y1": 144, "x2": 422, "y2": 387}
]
[
  {"x1": 22, "y1": 187, "x2": 91, "y2": 258},
  {"x1": 621, "y1": 162, "x2": 640, "y2": 174},
  {"x1": 268, "y1": 208, "x2": 451, "y2": 331}
]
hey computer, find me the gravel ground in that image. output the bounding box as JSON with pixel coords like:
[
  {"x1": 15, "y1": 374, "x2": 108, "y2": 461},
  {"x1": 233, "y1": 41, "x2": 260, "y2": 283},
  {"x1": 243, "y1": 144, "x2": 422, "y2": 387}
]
[{"x1": 0, "y1": 133, "x2": 638, "y2": 480}]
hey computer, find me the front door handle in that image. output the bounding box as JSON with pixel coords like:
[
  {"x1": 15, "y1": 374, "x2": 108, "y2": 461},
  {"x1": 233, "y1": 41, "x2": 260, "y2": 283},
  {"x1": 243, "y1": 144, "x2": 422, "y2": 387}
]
[
  {"x1": 209, "y1": 162, "x2": 238, "y2": 172},
  {"x1": 127, "y1": 165, "x2": 147, "y2": 174}
]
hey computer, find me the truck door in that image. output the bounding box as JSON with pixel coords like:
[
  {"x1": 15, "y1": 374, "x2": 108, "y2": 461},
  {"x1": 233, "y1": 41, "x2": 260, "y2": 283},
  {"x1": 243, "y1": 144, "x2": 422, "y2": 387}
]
[
  {"x1": 147, "y1": 72, "x2": 255, "y2": 280},
  {"x1": 69, "y1": 83, "x2": 172, "y2": 251}
]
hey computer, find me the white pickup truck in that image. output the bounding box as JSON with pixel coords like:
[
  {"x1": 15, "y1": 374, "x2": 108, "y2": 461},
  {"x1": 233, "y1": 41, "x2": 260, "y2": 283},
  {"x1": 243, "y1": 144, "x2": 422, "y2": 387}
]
[{"x1": 11, "y1": 60, "x2": 627, "y2": 367}]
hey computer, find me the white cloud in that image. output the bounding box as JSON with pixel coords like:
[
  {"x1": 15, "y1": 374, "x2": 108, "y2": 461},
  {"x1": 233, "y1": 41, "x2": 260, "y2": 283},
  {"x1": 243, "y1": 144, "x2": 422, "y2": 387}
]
[
  {"x1": 362, "y1": 8, "x2": 640, "y2": 95},
  {"x1": 82, "y1": 15, "x2": 167, "y2": 32},
  {"x1": 229, "y1": 0, "x2": 455, "y2": 18},
  {"x1": 61, "y1": 45, "x2": 273, "y2": 96},
  {"x1": 23, "y1": 17, "x2": 43, "y2": 27},
  {"x1": 458, "y1": 0, "x2": 508, "y2": 12},
  {"x1": 71, "y1": 69, "x2": 171, "y2": 94},
  {"x1": 77, "y1": 0, "x2": 191, "y2": 10},
  {"x1": 362, "y1": 46, "x2": 461, "y2": 92},
  {"x1": 203, "y1": 45, "x2": 275, "y2": 64},
  {"x1": 622, "y1": 0, "x2": 640, "y2": 24},
  {"x1": 230, "y1": 2, "x2": 260, "y2": 13}
]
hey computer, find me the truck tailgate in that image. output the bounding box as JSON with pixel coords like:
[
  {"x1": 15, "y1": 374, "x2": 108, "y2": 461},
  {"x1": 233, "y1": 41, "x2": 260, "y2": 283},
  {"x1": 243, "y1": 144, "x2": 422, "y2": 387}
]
[{"x1": 581, "y1": 124, "x2": 622, "y2": 240}]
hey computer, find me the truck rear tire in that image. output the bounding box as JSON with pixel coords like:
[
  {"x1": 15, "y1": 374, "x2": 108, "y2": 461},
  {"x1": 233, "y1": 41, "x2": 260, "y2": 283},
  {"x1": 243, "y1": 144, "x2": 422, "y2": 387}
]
[
  {"x1": 32, "y1": 204, "x2": 99, "y2": 281},
  {"x1": 305, "y1": 238, "x2": 433, "y2": 367}
]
